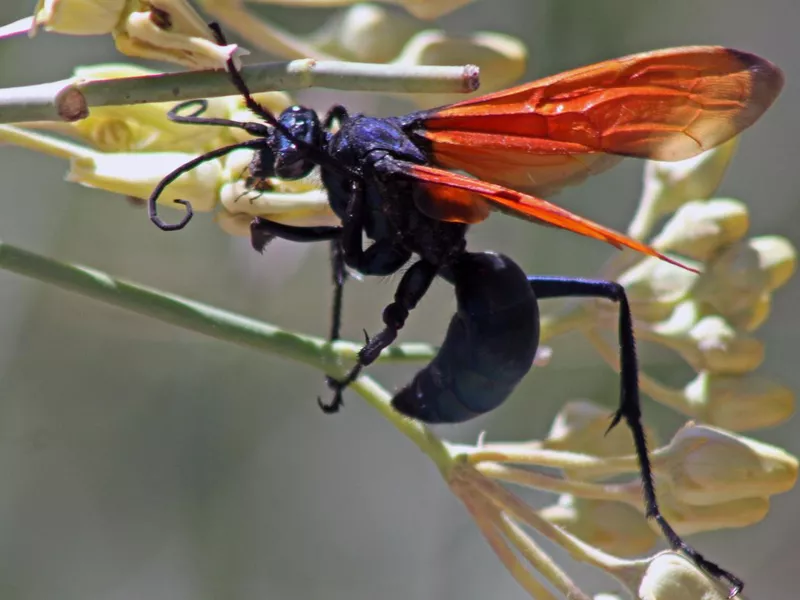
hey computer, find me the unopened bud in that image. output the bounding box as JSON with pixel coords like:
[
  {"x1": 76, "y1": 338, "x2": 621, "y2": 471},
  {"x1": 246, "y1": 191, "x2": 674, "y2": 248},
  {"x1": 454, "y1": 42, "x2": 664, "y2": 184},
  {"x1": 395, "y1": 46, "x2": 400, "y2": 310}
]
[
  {"x1": 750, "y1": 235, "x2": 797, "y2": 291},
  {"x1": 539, "y1": 495, "x2": 657, "y2": 556},
  {"x1": 654, "y1": 424, "x2": 798, "y2": 506},
  {"x1": 654, "y1": 488, "x2": 769, "y2": 534},
  {"x1": 394, "y1": 30, "x2": 526, "y2": 105},
  {"x1": 644, "y1": 312, "x2": 763, "y2": 375},
  {"x1": 638, "y1": 552, "x2": 730, "y2": 600},
  {"x1": 629, "y1": 138, "x2": 739, "y2": 239},
  {"x1": 68, "y1": 150, "x2": 221, "y2": 212},
  {"x1": 650, "y1": 198, "x2": 749, "y2": 261},
  {"x1": 393, "y1": 0, "x2": 478, "y2": 19},
  {"x1": 310, "y1": 3, "x2": 420, "y2": 63},
  {"x1": 32, "y1": 0, "x2": 125, "y2": 35},
  {"x1": 114, "y1": 0, "x2": 238, "y2": 69},
  {"x1": 726, "y1": 291, "x2": 771, "y2": 332},
  {"x1": 617, "y1": 256, "x2": 698, "y2": 320},
  {"x1": 685, "y1": 371, "x2": 794, "y2": 431},
  {"x1": 681, "y1": 316, "x2": 763, "y2": 374},
  {"x1": 693, "y1": 238, "x2": 784, "y2": 321},
  {"x1": 544, "y1": 400, "x2": 659, "y2": 458}
]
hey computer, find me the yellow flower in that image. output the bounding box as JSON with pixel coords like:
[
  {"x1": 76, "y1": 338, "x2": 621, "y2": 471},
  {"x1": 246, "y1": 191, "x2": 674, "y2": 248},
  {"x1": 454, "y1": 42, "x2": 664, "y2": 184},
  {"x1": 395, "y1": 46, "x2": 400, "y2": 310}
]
[
  {"x1": 539, "y1": 495, "x2": 657, "y2": 556},
  {"x1": 32, "y1": 0, "x2": 124, "y2": 35},
  {"x1": 68, "y1": 150, "x2": 222, "y2": 213},
  {"x1": 638, "y1": 552, "x2": 730, "y2": 600},
  {"x1": 31, "y1": 0, "x2": 237, "y2": 69},
  {"x1": 654, "y1": 424, "x2": 798, "y2": 507}
]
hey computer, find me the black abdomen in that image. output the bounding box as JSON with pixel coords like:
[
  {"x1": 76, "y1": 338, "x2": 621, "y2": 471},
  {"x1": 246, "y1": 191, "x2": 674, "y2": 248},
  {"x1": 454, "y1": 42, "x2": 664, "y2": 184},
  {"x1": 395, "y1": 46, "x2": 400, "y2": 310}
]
[{"x1": 391, "y1": 251, "x2": 539, "y2": 423}]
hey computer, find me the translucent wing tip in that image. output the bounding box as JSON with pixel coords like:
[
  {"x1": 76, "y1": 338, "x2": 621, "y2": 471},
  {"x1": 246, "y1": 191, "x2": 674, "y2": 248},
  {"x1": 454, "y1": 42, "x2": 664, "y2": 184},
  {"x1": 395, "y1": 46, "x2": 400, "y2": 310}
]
[{"x1": 728, "y1": 48, "x2": 785, "y2": 125}]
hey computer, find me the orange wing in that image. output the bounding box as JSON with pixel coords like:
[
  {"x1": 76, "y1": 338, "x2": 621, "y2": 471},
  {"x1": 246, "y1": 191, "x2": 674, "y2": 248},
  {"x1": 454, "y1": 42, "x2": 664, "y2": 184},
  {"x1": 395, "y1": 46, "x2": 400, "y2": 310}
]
[
  {"x1": 412, "y1": 47, "x2": 784, "y2": 195},
  {"x1": 404, "y1": 162, "x2": 696, "y2": 272}
]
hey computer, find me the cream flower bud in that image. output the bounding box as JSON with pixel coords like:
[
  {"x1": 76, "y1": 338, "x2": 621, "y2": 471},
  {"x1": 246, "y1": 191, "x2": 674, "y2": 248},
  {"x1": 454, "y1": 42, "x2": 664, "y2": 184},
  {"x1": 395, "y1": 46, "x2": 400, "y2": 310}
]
[
  {"x1": 650, "y1": 198, "x2": 749, "y2": 261},
  {"x1": 219, "y1": 150, "x2": 337, "y2": 227},
  {"x1": 32, "y1": 0, "x2": 124, "y2": 35},
  {"x1": 544, "y1": 400, "x2": 659, "y2": 458},
  {"x1": 392, "y1": 0, "x2": 478, "y2": 19},
  {"x1": 539, "y1": 495, "x2": 657, "y2": 556},
  {"x1": 629, "y1": 138, "x2": 739, "y2": 239},
  {"x1": 684, "y1": 371, "x2": 794, "y2": 431},
  {"x1": 114, "y1": 0, "x2": 238, "y2": 69},
  {"x1": 617, "y1": 257, "x2": 698, "y2": 322},
  {"x1": 393, "y1": 30, "x2": 526, "y2": 106},
  {"x1": 726, "y1": 291, "x2": 771, "y2": 332},
  {"x1": 31, "y1": 0, "x2": 237, "y2": 69},
  {"x1": 310, "y1": 3, "x2": 421, "y2": 63},
  {"x1": 638, "y1": 552, "x2": 730, "y2": 600},
  {"x1": 656, "y1": 490, "x2": 769, "y2": 534},
  {"x1": 652, "y1": 315, "x2": 764, "y2": 375},
  {"x1": 68, "y1": 150, "x2": 221, "y2": 212},
  {"x1": 654, "y1": 424, "x2": 798, "y2": 506},
  {"x1": 692, "y1": 238, "x2": 791, "y2": 322},
  {"x1": 750, "y1": 235, "x2": 797, "y2": 291}
]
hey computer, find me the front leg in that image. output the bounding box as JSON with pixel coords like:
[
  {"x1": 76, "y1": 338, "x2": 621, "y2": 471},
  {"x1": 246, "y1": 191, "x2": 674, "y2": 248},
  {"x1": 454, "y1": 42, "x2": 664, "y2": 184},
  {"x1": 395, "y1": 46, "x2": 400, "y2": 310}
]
[
  {"x1": 250, "y1": 217, "x2": 341, "y2": 252},
  {"x1": 320, "y1": 258, "x2": 439, "y2": 412},
  {"x1": 338, "y1": 180, "x2": 411, "y2": 276}
]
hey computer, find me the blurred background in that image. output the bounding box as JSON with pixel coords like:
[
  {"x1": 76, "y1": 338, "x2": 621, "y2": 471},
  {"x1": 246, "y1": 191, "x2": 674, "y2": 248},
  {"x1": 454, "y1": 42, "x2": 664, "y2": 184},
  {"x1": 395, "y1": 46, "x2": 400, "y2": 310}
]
[{"x1": 0, "y1": 1, "x2": 797, "y2": 598}]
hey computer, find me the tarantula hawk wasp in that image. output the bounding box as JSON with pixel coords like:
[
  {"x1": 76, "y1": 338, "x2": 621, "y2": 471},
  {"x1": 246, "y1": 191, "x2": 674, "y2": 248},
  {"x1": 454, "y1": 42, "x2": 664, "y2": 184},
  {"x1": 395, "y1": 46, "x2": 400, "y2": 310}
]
[{"x1": 147, "y1": 22, "x2": 783, "y2": 595}]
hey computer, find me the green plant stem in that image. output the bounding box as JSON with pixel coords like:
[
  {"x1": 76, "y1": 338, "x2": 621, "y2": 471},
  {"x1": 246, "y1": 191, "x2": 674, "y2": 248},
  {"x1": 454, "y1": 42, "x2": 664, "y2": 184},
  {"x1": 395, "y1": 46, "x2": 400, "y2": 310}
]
[
  {"x1": 0, "y1": 60, "x2": 480, "y2": 123},
  {"x1": 0, "y1": 238, "x2": 460, "y2": 469},
  {"x1": 349, "y1": 377, "x2": 453, "y2": 473},
  {"x1": 0, "y1": 240, "x2": 431, "y2": 373}
]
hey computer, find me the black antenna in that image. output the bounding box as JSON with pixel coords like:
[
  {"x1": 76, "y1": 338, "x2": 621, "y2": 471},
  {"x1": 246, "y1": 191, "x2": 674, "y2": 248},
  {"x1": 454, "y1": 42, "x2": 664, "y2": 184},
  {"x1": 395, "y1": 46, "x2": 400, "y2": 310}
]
[
  {"x1": 149, "y1": 22, "x2": 354, "y2": 232},
  {"x1": 148, "y1": 137, "x2": 271, "y2": 230},
  {"x1": 206, "y1": 23, "x2": 355, "y2": 177}
]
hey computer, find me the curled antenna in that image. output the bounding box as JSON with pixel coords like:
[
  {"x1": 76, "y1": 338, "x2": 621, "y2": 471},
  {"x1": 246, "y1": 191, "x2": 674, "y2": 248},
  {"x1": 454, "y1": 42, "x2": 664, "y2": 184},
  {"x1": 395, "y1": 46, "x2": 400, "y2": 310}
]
[
  {"x1": 148, "y1": 137, "x2": 270, "y2": 230},
  {"x1": 150, "y1": 22, "x2": 354, "y2": 232},
  {"x1": 207, "y1": 22, "x2": 354, "y2": 178},
  {"x1": 148, "y1": 98, "x2": 273, "y2": 231}
]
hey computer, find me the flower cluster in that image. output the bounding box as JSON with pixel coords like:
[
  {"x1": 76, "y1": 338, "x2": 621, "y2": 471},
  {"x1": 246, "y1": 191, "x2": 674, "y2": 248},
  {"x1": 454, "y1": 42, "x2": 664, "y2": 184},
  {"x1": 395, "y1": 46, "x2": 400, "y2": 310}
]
[{"x1": 440, "y1": 139, "x2": 797, "y2": 598}]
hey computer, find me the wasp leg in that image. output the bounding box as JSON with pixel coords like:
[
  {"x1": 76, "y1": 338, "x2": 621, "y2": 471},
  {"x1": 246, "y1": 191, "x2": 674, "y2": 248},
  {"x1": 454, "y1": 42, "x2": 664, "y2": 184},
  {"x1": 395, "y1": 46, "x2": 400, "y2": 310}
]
[{"x1": 527, "y1": 276, "x2": 742, "y2": 596}]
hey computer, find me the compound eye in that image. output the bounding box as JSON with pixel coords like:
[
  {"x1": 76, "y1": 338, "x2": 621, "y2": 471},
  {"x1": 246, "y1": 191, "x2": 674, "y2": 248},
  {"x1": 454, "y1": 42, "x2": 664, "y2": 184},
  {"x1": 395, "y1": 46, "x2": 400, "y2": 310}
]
[
  {"x1": 248, "y1": 146, "x2": 277, "y2": 179},
  {"x1": 275, "y1": 157, "x2": 315, "y2": 179},
  {"x1": 271, "y1": 106, "x2": 322, "y2": 179}
]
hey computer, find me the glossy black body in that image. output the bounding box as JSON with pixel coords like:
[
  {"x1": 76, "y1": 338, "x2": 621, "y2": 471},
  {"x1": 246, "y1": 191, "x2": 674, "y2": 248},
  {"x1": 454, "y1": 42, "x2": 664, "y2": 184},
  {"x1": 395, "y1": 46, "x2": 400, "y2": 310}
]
[
  {"x1": 393, "y1": 251, "x2": 539, "y2": 422},
  {"x1": 250, "y1": 106, "x2": 543, "y2": 421},
  {"x1": 145, "y1": 32, "x2": 743, "y2": 592}
]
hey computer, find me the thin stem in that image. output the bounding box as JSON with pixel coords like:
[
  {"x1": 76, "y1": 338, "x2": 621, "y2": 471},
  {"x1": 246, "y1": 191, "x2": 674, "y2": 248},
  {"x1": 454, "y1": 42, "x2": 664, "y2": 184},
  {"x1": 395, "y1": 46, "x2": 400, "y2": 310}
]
[
  {"x1": 472, "y1": 474, "x2": 631, "y2": 576},
  {"x1": 475, "y1": 463, "x2": 628, "y2": 502},
  {"x1": 348, "y1": 376, "x2": 452, "y2": 473},
  {"x1": 458, "y1": 443, "x2": 616, "y2": 470},
  {"x1": 460, "y1": 493, "x2": 560, "y2": 600},
  {"x1": 0, "y1": 60, "x2": 480, "y2": 123},
  {"x1": 0, "y1": 124, "x2": 96, "y2": 161},
  {"x1": 0, "y1": 240, "x2": 430, "y2": 372},
  {"x1": 496, "y1": 515, "x2": 580, "y2": 600},
  {"x1": 0, "y1": 238, "x2": 458, "y2": 470}
]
